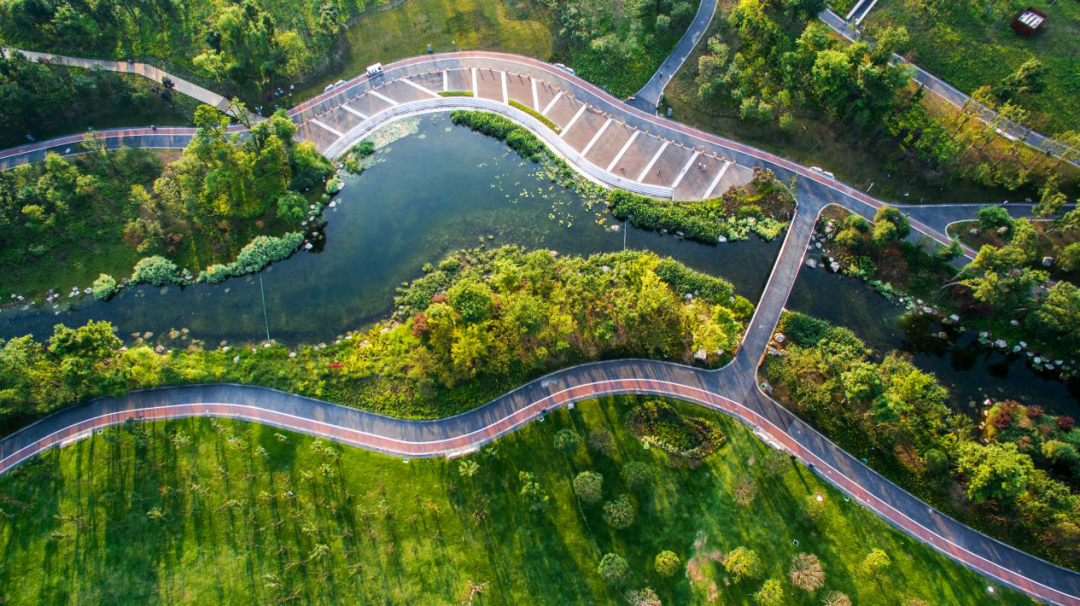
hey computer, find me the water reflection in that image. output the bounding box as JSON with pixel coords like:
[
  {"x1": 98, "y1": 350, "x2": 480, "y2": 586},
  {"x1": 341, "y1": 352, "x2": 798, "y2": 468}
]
[
  {"x1": 788, "y1": 265, "x2": 1079, "y2": 415},
  {"x1": 0, "y1": 115, "x2": 780, "y2": 346}
]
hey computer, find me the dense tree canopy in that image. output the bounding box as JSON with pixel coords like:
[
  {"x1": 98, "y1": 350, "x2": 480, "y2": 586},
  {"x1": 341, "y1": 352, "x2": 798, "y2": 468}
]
[
  {"x1": 0, "y1": 0, "x2": 355, "y2": 95},
  {"x1": 0, "y1": 52, "x2": 174, "y2": 145},
  {"x1": 695, "y1": 0, "x2": 910, "y2": 130}
]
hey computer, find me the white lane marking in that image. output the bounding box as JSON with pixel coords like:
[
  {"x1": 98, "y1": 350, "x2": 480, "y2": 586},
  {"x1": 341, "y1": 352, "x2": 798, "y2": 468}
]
[
  {"x1": 472, "y1": 68, "x2": 478, "y2": 97},
  {"x1": 637, "y1": 141, "x2": 669, "y2": 182},
  {"x1": 369, "y1": 90, "x2": 398, "y2": 106},
  {"x1": 341, "y1": 104, "x2": 369, "y2": 120},
  {"x1": 401, "y1": 77, "x2": 440, "y2": 98},
  {"x1": 702, "y1": 161, "x2": 732, "y2": 199},
  {"x1": 531, "y1": 77, "x2": 539, "y2": 111},
  {"x1": 443, "y1": 69, "x2": 448, "y2": 92},
  {"x1": 670, "y1": 150, "x2": 700, "y2": 189},
  {"x1": 541, "y1": 91, "x2": 563, "y2": 116},
  {"x1": 607, "y1": 130, "x2": 640, "y2": 172},
  {"x1": 501, "y1": 70, "x2": 508, "y2": 104},
  {"x1": 311, "y1": 119, "x2": 343, "y2": 138},
  {"x1": 560, "y1": 104, "x2": 588, "y2": 138},
  {"x1": 580, "y1": 118, "x2": 612, "y2": 157}
]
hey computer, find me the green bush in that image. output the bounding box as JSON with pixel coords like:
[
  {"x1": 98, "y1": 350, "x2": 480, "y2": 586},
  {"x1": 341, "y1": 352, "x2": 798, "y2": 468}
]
[
  {"x1": 603, "y1": 494, "x2": 635, "y2": 529},
  {"x1": 553, "y1": 428, "x2": 581, "y2": 452},
  {"x1": 276, "y1": 191, "x2": 308, "y2": 224},
  {"x1": 608, "y1": 190, "x2": 721, "y2": 244},
  {"x1": 91, "y1": 273, "x2": 118, "y2": 300},
  {"x1": 509, "y1": 99, "x2": 561, "y2": 133},
  {"x1": 572, "y1": 471, "x2": 603, "y2": 504},
  {"x1": 597, "y1": 553, "x2": 629, "y2": 586},
  {"x1": 654, "y1": 550, "x2": 681, "y2": 577},
  {"x1": 131, "y1": 256, "x2": 180, "y2": 286},
  {"x1": 352, "y1": 140, "x2": 376, "y2": 158},
  {"x1": 621, "y1": 461, "x2": 654, "y2": 491},
  {"x1": 199, "y1": 233, "x2": 304, "y2": 283},
  {"x1": 778, "y1": 311, "x2": 832, "y2": 347},
  {"x1": 976, "y1": 205, "x2": 1012, "y2": 231},
  {"x1": 450, "y1": 111, "x2": 547, "y2": 162},
  {"x1": 654, "y1": 257, "x2": 736, "y2": 305}
]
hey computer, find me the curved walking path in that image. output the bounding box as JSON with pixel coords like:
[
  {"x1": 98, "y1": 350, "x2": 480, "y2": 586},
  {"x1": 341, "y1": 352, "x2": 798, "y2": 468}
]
[
  {"x1": 2, "y1": 50, "x2": 1078, "y2": 603},
  {"x1": 627, "y1": 0, "x2": 717, "y2": 112},
  {"x1": 0, "y1": 48, "x2": 243, "y2": 119}
]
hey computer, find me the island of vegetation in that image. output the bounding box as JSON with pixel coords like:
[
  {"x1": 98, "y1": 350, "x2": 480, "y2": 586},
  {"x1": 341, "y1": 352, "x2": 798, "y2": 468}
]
[
  {"x1": 764, "y1": 311, "x2": 1080, "y2": 569},
  {"x1": 0, "y1": 246, "x2": 751, "y2": 432},
  {"x1": 450, "y1": 110, "x2": 795, "y2": 243}
]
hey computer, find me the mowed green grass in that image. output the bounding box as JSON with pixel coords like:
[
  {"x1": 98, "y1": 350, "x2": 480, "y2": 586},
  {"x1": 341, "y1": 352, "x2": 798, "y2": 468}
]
[
  {"x1": 0, "y1": 396, "x2": 1023, "y2": 605},
  {"x1": 867, "y1": 0, "x2": 1080, "y2": 135},
  {"x1": 291, "y1": 0, "x2": 555, "y2": 102}
]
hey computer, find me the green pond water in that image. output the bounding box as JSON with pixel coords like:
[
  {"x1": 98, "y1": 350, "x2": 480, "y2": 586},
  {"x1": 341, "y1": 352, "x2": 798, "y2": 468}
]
[{"x1": 0, "y1": 114, "x2": 780, "y2": 346}]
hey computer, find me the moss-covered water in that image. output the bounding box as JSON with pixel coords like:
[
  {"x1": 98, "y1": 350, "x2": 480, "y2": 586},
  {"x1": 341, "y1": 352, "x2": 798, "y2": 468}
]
[
  {"x1": 0, "y1": 115, "x2": 779, "y2": 346},
  {"x1": 787, "y1": 264, "x2": 1079, "y2": 415}
]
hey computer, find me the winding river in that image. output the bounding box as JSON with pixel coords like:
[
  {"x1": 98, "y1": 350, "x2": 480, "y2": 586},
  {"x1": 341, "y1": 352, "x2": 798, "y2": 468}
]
[{"x1": 0, "y1": 115, "x2": 779, "y2": 346}]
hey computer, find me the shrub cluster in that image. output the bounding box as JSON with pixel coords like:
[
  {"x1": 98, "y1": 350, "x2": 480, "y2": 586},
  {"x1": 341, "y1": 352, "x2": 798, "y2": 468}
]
[
  {"x1": 200, "y1": 233, "x2": 305, "y2": 284},
  {"x1": 450, "y1": 111, "x2": 547, "y2": 162}
]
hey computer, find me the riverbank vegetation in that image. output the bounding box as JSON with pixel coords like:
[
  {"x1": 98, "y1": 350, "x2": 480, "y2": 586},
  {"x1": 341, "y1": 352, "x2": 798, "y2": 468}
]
[
  {"x1": 0, "y1": 106, "x2": 333, "y2": 304},
  {"x1": 0, "y1": 396, "x2": 1024, "y2": 604},
  {"x1": 609, "y1": 167, "x2": 794, "y2": 243},
  {"x1": 452, "y1": 109, "x2": 792, "y2": 244},
  {"x1": 811, "y1": 204, "x2": 957, "y2": 299},
  {"x1": 0, "y1": 53, "x2": 194, "y2": 147},
  {"x1": 0, "y1": 246, "x2": 750, "y2": 433},
  {"x1": 815, "y1": 202, "x2": 1080, "y2": 379},
  {"x1": 865, "y1": 0, "x2": 1080, "y2": 136},
  {"x1": 763, "y1": 311, "x2": 1080, "y2": 569},
  {"x1": 664, "y1": 0, "x2": 1079, "y2": 203}
]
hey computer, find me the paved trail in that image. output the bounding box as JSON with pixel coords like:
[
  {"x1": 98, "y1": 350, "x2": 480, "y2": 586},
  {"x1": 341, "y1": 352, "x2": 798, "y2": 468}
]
[
  {"x1": 817, "y1": 10, "x2": 1080, "y2": 169},
  {"x1": 1, "y1": 50, "x2": 1078, "y2": 604},
  {"x1": 0, "y1": 48, "x2": 243, "y2": 118},
  {"x1": 626, "y1": 0, "x2": 717, "y2": 112}
]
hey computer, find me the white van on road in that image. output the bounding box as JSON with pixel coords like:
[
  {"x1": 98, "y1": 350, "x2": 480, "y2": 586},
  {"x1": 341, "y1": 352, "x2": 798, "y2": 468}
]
[{"x1": 366, "y1": 63, "x2": 384, "y2": 77}]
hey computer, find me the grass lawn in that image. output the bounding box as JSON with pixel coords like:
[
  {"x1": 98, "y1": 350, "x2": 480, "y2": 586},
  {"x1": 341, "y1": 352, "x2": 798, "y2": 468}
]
[
  {"x1": 0, "y1": 395, "x2": 1021, "y2": 605},
  {"x1": 866, "y1": 0, "x2": 1080, "y2": 135},
  {"x1": 291, "y1": 0, "x2": 555, "y2": 103}
]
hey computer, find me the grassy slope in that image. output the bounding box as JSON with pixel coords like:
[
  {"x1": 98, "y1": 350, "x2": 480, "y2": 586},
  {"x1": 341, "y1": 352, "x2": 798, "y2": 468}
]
[
  {"x1": 291, "y1": 0, "x2": 555, "y2": 102},
  {"x1": 867, "y1": 0, "x2": 1080, "y2": 135},
  {"x1": 662, "y1": 1, "x2": 1078, "y2": 204},
  {"x1": 0, "y1": 396, "x2": 1021, "y2": 605}
]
